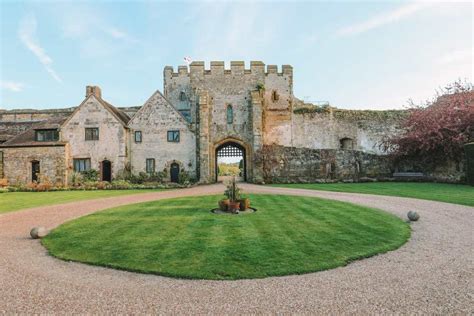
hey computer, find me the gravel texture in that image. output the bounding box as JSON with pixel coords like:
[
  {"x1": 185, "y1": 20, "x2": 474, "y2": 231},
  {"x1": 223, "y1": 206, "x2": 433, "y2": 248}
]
[{"x1": 0, "y1": 184, "x2": 472, "y2": 314}]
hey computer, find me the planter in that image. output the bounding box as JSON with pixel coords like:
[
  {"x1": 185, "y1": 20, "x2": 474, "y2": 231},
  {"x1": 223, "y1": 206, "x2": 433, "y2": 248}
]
[
  {"x1": 228, "y1": 201, "x2": 241, "y2": 213},
  {"x1": 218, "y1": 199, "x2": 230, "y2": 212},
  {"x1": 238, "y1": 198, "x2": 250, "y2": 211}
]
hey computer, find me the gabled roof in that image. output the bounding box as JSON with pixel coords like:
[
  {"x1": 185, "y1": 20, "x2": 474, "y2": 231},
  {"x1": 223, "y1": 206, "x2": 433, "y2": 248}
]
[
  {"x1": 129, "y1": 90, "x2": 192, "y2": 130},
  {"x1": 0, "y1": 117, "x2": 67, "y2": 147},
  {"x1": 61, "y1": 94, "x2": 130, "y2": 128}
]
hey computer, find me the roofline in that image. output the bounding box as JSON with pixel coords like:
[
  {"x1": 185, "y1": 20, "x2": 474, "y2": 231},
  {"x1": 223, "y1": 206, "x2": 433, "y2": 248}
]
[
  {"x1": 128, "y1": 89, "x2": 192, "y2": 131},
  {"x1": 0, "y1": 143, "x2": 67, "y2": 148},
  {"x1": 61, "y1": 95, "x2": 129, "y2": 129}
]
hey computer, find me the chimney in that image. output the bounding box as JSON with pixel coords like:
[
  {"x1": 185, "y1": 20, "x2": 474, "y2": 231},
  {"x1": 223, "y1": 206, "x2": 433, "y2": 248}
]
[{"x1": 86, "y1": 86, "x2": 102, "y2": 99}]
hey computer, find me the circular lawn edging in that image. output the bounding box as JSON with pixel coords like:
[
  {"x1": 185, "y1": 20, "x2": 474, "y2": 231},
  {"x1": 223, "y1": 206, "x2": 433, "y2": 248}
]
[{"x1": 41, "y1": 194, "x2": 410, "y2": 280}]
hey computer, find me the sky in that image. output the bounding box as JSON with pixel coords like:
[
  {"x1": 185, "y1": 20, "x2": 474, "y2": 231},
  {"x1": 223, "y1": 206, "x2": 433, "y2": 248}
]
[{"x1": 0, "y1": 0, "x2": 472, "y2": 110}]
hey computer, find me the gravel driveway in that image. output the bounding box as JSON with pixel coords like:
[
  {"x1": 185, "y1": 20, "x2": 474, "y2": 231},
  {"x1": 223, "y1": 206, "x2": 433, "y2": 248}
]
[{"x1": 0, "y1": 183, "x2": 472, "y2": 314}]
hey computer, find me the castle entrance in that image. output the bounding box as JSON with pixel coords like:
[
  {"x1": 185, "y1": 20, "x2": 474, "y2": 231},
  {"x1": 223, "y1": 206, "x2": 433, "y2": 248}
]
[{"x1": 216, "y1": 142, "x2": 246, "y2": 183}]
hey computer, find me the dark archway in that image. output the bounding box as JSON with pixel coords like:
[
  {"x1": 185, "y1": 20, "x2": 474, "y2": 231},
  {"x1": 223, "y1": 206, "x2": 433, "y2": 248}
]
[
  {"x1": 170, "y1": 163, "x2": 180, "y2": 183},
  {"x1": 215, "y1": 142, "x2": 246, "y2": 182},
  {"x1": 101, "y1": 160, "x2": 112, "y2": 182},
  {"x1": 31, "y1": 160, "x2": 40, "y2": 182}
]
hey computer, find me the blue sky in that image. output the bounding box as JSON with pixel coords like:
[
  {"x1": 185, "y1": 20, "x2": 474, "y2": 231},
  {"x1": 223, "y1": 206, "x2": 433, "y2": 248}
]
[{"x1": 0, "y1": 0, "x2": 472, "y2": 110}]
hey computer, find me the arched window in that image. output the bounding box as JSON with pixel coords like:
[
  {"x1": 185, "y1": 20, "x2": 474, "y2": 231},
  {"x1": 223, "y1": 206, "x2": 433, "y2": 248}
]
[
  {"x1": 226, "y1": 104, "x2": 233, "y2": 124},
  {"x1": 179, "y1": 91, "x2": 186, "y2": 101}
]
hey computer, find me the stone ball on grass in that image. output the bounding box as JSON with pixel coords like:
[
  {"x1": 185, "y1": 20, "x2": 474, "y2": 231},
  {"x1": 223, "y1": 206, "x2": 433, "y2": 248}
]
[
  {"x1": 407, "y1": 211, "x2": 420, "y2": 222},
  {"x1": 30, "y1": 226, "x2": 49, "y2": 239}
]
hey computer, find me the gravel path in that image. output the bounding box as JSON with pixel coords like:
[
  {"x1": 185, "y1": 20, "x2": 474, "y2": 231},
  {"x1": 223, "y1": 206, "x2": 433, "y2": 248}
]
[{"x1": 0, "y1": 184, "x2": 472, "y2": 314}]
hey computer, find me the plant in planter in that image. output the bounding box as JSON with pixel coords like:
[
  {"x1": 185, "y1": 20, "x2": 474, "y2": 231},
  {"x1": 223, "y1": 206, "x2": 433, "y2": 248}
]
[{"x1": 223, "y1": 177, "x2": 242, "y2": 213}]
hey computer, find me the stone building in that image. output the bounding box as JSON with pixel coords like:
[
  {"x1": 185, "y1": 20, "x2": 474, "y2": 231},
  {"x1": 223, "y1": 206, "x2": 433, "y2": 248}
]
[{"x1": 0, "y1": 61, "x2": 407, "y2": 185}]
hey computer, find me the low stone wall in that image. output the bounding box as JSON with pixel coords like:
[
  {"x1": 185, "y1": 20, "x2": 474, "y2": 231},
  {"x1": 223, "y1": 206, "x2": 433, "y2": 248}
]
[{"x1": 256, "y1": 145, "x2": 392, "y2": 183}]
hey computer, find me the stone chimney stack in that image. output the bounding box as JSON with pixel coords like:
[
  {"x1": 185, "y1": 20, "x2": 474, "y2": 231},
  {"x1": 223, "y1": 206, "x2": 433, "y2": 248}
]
[{"x1": 86, "y1": 86, "x2": 102, "y2": 99}]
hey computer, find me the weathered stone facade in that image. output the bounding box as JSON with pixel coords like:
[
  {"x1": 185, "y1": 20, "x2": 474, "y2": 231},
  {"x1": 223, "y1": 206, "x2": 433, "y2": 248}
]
[
  {"x1": 128, "y1": 91, "x2": 196, "y2": 179},
  {"x1": 61, "y1": 92, "x2": 129, "y2": 180},
  {"x1": 1, "y1": 145, "x2": 69, "y2": 186},
  {"x1": 0, "y1": 61, "x2": 411, "y2": 185}
]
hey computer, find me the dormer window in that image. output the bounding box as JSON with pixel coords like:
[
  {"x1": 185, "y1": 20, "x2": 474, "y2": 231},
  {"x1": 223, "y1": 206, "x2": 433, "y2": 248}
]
[
  {"x1": 226, "y1": 104, "x2": 233, "y2": 124},
  {"x1": 35, "y1": 129, "x2": 59, "y2": 142}
]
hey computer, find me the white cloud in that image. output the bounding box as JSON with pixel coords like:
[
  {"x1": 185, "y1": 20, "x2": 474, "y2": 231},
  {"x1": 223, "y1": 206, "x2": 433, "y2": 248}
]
[
  {"x1": 18, "y1": 14, "x2": 62, "y2": 83},
  {"x1": 52, "y1": 4, "x2": 136, "y2": 58},
  {"x1": 337, "y1": 2, "x2": 433, "y2": 36},
  {"x1": 437, "y1": 49, "x2": 472, "y2": 64},
  {"x1": 1, "y1": 81, "x2": 25, "y2": 92}
]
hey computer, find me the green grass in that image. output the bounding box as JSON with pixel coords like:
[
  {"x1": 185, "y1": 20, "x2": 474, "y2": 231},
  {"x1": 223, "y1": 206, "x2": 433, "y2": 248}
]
[
  {"x1": 270, "y1": 182, "x2": 474, "y2": 207},
  {"x1": 0, "y1": 190, "x2": 156, "y2": 214},
  {"x1": 42, "y1": 194, "x2": 410, "y2": 280}
]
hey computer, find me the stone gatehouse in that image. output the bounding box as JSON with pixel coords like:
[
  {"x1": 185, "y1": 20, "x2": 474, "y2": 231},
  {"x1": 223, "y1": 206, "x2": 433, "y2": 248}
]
[{"x1": 0, "y1": 61, "x2": 405, "y2": 185}]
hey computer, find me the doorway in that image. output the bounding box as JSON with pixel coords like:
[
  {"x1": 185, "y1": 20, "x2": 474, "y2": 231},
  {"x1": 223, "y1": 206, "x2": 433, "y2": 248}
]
[
  {"x1": 170, "y1": 163, "x2": 180, "y2": 183},
  {"x1": 31, "y1": 160, "x2": 40, "y2": 182},
  {"x1": 101, "y1": 160, "x2": 112, "y2": 182},
  {"x1": 215, "y1": 142, "x2": 246, "y2": 182}
]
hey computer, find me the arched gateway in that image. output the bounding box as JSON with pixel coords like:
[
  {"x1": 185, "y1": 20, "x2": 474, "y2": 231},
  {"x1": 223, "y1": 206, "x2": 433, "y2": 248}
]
[{"x1": 212, "y1": 138, "x2": 250, "y2": 183}]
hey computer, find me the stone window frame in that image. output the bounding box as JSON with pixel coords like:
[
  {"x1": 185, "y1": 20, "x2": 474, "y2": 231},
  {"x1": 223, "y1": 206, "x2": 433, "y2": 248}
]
[
  {"x1": 35, "y1": 129, "x2": 59, "y2": 142},
  {"x1": 226, "y1": 104, "x2": 233, "y2": 124},
  {"x1": 73, "y1": 158, "x2": 91, "y2": 172},
  {"x1": 85, "y1": 128, "x2": 99, "y2": 141},
  {"x1": 167, "y1": 130, "x2": 180, "y2": 143},
  {"x1": 179, "y1": 91, "x2": 187, "y2": 101},
  {"x1": 340, "y1": 137, "x2": 354, "y2": 150},
  {"x1": 146, "y1": 158, "x2": 155, "y2": 174},
  {"x1": 271, "y1": 90, "x2": 279, "y2": 102},
  {"x1": 134, "y1": 131, "x2": 142, "y2": 143}
]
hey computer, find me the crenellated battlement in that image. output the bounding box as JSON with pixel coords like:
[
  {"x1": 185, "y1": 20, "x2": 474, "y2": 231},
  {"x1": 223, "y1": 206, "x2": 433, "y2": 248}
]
[{"x1": 163, "y1": 61, "x2": 292, "y2": 77}]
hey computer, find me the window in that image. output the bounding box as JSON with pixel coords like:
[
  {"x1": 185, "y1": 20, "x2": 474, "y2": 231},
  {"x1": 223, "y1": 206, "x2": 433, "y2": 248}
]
[
  {"x1": 146, "y1": 158, "x2": 155, "y2": 174},
  {"x1": 179, "y1": 110, "x2": 192, "y2": 122},
  {"x1": 35, "y1": 129, "x2": 59, "y2": 142},
  {"x1": 340, "y1": 138, "x2": 354, "y2": 150},
  {"x1": 167, "y1": 130, "x2": 180, "y2": 142},
  {"x1": 271, "y1": 90, "x2": 279, "y2": 102},
  {"x1": 73, "y1": 159, "x2": 91, "y2": 172},
  {"x1": 226, "y1": 104, "x2": 233, "y2": 124},
  {"x1": 179, "y1": 91, "x2": 187, "y2": 101},
  {"x1": 135, "y1": 131, "x2": 142, "y2": 143},
  {"x1": 85, "y1": 128, "x2": 99, "y2": 141}
]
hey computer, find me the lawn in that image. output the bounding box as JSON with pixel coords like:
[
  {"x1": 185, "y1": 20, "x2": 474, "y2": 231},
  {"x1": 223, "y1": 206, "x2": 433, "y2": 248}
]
[
  {"x1": 270, "y1": 182, "x2": 474, "y2": 207},
  {"x1": 0, "y1": 190, "x2": 156, "y2": 214},
  {"x1": 42, "y1": 194, "x2": 410, "y2": 280}
]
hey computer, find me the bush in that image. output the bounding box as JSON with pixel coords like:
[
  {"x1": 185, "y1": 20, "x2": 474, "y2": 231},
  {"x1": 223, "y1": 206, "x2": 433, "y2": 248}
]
[{"x1": 81, "y1": 169, "x2": 99, "y2": 182}]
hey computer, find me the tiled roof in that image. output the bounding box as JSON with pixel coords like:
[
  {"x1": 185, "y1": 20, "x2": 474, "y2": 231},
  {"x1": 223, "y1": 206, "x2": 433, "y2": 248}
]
[{"x1": 0, "y1": 117, "x2": 67, "y2": 147}]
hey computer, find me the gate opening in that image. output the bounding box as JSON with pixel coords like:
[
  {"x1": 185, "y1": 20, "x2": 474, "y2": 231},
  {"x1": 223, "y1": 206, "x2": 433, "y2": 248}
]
[{"x1": 216, "y1": 142, "x2": 246, "y2": 183}]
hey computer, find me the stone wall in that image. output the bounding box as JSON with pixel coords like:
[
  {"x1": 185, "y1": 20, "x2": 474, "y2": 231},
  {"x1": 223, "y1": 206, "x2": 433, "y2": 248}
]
[
  {"x1": 288, "y1": 105, "x2": 406, "y2": 154},
  {"x1": 257, "y1": 145, "x2": 392, "y2": 183},
  {"x1": 61, "y1": 96, "x2": 128, "y2": 180},
  {"x1": 128, "y1": 91, "x2": 196, "y2": 180},
  {"x1": 1, "y1": 145, "x2": 69, "y2": 185}
]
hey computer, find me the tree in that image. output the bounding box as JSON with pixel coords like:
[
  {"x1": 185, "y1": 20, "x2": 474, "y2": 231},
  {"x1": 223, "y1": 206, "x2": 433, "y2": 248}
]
[{"x1": 383, "y1": 80, "x2": 474, "y2": 166}]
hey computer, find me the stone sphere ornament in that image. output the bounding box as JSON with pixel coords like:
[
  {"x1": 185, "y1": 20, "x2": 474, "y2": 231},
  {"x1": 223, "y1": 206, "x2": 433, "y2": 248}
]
[
  {"x1": 30, "y1": 226, "x2": 49, "y2": 239},
  {"x1": 407, "y1": 211, "x2": 420, "y2": 222}
]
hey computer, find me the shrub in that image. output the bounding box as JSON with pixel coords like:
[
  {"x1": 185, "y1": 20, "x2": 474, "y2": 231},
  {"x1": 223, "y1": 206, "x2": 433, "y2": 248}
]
[{"x1": 81, "y1": 169, "x2": 99, "y2": 182}]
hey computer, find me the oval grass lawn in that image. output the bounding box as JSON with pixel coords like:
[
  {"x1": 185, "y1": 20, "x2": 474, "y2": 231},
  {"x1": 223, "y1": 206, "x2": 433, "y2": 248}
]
[{"x1": 42, "y1": 194, "x2": 410, "y2": 280}]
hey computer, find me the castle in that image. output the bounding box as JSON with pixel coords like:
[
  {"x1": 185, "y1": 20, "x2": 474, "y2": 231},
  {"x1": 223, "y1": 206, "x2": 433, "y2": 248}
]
[{"x1": 0, "y1": 61, "x2": 406, "y2": 185}]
